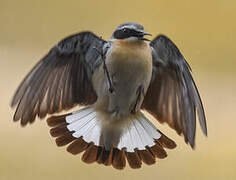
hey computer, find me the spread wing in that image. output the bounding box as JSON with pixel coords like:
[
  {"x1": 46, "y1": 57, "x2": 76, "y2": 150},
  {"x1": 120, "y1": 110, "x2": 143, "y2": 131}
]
[
  {"x1": 142, "y1": 35, "x2": 207, "y2": 148},
  {"x1": 11, "y1": 32, "x2": 106, "y2": 126}
]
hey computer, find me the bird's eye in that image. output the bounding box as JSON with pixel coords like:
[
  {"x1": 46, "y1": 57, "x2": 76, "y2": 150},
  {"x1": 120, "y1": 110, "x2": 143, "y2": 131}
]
[{"x1": 122, "y1": 28, "x2": 127, "y2": 33}]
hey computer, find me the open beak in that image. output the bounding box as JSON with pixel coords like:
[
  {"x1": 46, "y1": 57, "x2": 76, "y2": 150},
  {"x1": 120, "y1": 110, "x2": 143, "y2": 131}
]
[
  {"x1": 138, "y1": 31, "x2": 152, "y2": 41},
  {"x1": 141, "y1": 32, "x2": 152, "y2": 36}
]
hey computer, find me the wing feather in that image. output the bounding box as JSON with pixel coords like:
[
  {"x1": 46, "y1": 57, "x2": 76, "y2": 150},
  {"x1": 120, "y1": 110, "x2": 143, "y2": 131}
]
[
  {"x1": 11, "y1": 32, "x2": 106, "y2": 126},
  {"x1": 142, "y1": 35, "x2": 207, "y2": 147}
]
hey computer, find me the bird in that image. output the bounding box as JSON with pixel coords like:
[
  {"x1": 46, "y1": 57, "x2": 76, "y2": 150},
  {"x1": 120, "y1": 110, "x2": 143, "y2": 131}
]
[{"x1": 11, "y1": 22, "x2": 207, "y2": 170}]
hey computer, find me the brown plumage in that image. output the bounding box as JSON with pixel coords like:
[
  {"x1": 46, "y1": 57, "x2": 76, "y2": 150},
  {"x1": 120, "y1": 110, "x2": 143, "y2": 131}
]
[
  {"x1": 47, "y1": 113, "x2": 71, "y2": 127},
  {"x1": 126, "y1": 151, "x2": 142, "y2": 169},
  {"x1": 112, "y1": 148, "x2": 126, "y2": 170},
  {"x1": 137, "y1": 149, "x2": 155, "y2": 165},
  {"x1": 148, "y1": 143, "x2": 167, "y2": 159},
  {"x1": 50, "y1": 124, "x2": 68, "y2": 137},
  {"x1": 82, "y1": 143, "x2": 99, "y2": 164},
  {"x1": 97, "y1": 148, "x2": 113, "y2": 166},
  {"x1": 55, "y1": 133, "x2": 76, "y2": 147},
  {"x1": 67, "y1": 138, "x2": 89, "y2": 155},
  {"x1": 157, "y1": 133, "x2": 177, "y2": 149}
]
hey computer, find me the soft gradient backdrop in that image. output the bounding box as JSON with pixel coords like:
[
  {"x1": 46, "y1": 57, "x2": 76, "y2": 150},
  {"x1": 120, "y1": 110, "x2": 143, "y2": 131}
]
[{"x1": 1, "y1": 0, "x2": 235, "y2": 179}]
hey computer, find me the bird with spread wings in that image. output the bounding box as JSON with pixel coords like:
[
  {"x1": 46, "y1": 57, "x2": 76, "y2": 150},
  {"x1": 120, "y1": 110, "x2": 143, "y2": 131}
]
[{"x1": 11, "y1": 22, "x2": 207, "y2": 169}]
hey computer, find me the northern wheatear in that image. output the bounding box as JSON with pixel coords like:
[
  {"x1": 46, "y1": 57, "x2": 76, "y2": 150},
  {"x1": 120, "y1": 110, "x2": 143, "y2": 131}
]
[{"x1": 11, "y1": 22, "x2": 207, "y2": 169}]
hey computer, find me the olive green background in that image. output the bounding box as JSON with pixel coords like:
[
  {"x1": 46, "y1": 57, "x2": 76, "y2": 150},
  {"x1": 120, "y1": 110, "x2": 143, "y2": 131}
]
[{"x1": 0, "y1": 0, "x2": 235, "y2": 179}]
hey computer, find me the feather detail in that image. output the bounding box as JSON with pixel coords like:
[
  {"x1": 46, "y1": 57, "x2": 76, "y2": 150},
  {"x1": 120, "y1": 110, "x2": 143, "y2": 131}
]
[
  {"x1": 47, "y1": 107, "x2": 176, "y2": 169},
  {"x1": 125, "y1": 150, "x2": 142, "y2": 169}
]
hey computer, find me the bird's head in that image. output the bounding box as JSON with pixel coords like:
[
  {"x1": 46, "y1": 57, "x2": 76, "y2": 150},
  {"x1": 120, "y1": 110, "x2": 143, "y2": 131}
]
[{"x1": 111, "y1": 22, "x2": 152, "y2": 41}]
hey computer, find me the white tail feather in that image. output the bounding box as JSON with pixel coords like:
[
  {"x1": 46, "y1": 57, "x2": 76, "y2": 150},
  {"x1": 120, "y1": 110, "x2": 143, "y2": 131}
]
[
  {"x1": 66, "y1": 107, "x2": 101, "y2": 146},
  {"x1": 66, "y1": 107, "x2": 94, "y2": 124},
  {"x1": 65, "y1": 107, "x2": 161, "y2": 152},
  {"x1": 117, "y1": 113, "x2": 161, "y2": 152}
]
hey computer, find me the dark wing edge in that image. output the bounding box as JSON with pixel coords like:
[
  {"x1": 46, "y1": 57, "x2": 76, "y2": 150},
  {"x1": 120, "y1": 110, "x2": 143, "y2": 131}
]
[
  {"x1": 11, "y1": 31, "x2": 106, "y2": 126},
  {"x1": 142, "y1": 34, "x2": 207, "y2": 148}
]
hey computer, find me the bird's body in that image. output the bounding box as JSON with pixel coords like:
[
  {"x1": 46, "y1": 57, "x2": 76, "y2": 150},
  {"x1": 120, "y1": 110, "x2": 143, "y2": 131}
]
[
  {"x1": 93, "y1": 39, "x2": 152, "y2": 118},
  {"x1": 92, "y1": 39, "x2": 153, "y2": 150},
  {"x1": 11, "y1": 22, "x2": 207, "y2": 169}
]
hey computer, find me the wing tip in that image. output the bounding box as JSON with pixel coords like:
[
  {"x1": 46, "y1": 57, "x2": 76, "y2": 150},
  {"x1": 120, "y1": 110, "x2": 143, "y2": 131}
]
[
  {"x1": 201, "y1": 124, "x2": 208, "y2": 137},
  {"x1": 199, "y1": 116, "x2": 208, "y2": 137},
  {"x1": 189, "y1": 140, "x2": 195, "y2": 149}
]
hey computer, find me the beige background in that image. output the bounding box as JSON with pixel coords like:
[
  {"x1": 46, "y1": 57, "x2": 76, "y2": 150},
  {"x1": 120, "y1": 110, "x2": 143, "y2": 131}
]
[{"x1": 0, "y1": 0, "x2": 236, "y2": 179}]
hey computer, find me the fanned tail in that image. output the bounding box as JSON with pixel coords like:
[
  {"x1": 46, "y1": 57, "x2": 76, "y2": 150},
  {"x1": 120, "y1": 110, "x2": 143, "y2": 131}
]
[{"x1": 47, "y1": 106, "x2": 176, "y2": 169}]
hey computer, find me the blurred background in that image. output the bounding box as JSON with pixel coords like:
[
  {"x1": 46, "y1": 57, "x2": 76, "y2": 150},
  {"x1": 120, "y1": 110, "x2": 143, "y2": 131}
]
[{"x1": 0, "y1": 0, "x2": 235, "y2": 179}]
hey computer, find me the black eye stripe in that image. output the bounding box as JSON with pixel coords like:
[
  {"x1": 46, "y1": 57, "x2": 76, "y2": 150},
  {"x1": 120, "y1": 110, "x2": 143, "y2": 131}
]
[{"x1": 113, "y1": 28, "x2": 141, "y2": 39}]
